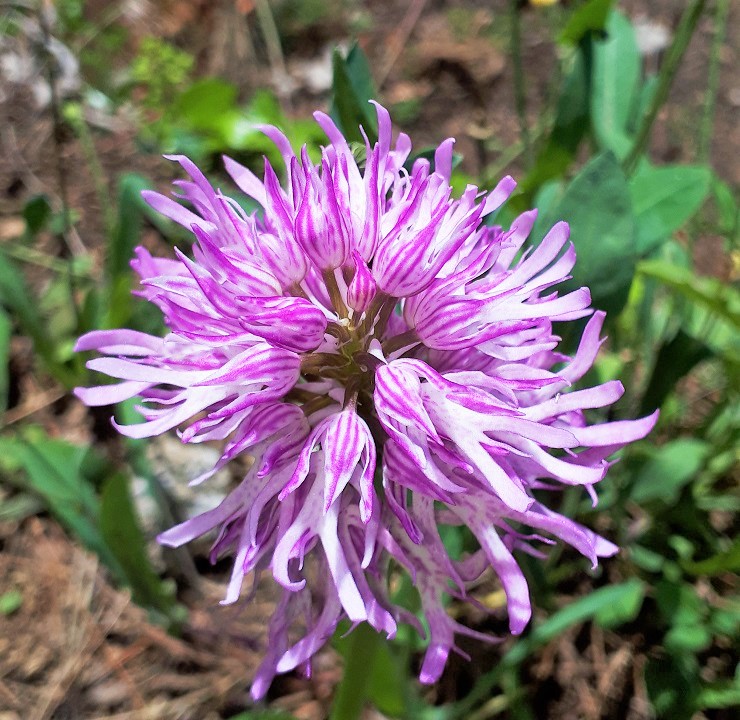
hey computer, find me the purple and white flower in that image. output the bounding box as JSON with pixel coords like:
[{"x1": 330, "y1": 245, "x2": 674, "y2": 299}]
[{"x1": 75, "y1": 102, "x2": 657, "y2": 695}]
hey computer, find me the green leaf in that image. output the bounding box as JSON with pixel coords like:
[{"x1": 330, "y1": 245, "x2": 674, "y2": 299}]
[
  {"x1": 665, "y1": 624, "x2": 712, "y2": 654},
  {"x1": 655, "y1": 580, "x2": 704, "y2": 627},
  {"x1": 630, "y1": 439, "x2": 709, "y2": 504},
  {"x1": 0, "y1": 249, "x2": 75, "y2": 387},
  {"x1": 0, "y1": 589, "x2": 23, "y2": 615},
  {"x1": 505, "y1": 579, "x2": 646, "y2": 666},
  {"x1": 639, "y1": 330, "x2": 712, "y2": 414},
  {"x1": 22, "y1": 194, "x2": 52, "y2": 235},
  {"x1": 593, "y1": 579, "x2": 645, "y2": 628},
  {"x1": 519, "y1": 48, "x2": 590, "y2": 197},
  {"x1": 696, "y1": 680, "x2": 740, "y2": 710},
  {"x1": 559, "y1": 0, "x2": 613, "y2": 44},
  {"x1": 645, "y1": 654, "x2": 701, "y2": 720},
  {"x1": 637, "y1": 260, "x2": 740, "y2": 330},
  {"x1": 682, "y1": 538, "x2": 740, "y2": 576},
  {"x1": 172, "y1": 77, "x2": 238, "y2": 132},
  {"x1": 0, "y1": 430, "x2": 123, "y2": 578},
  {"x1": 590, "y1": 11, "x2": 641, "y2": 160},
  {"x1": 330, "y1": 43, "x2": 377, "y2": 145},
  {"x1": 108, "y1": 173, "x2": 153, "y2": 286},
  {"x1": 711, "y1": 176, "x2": 739, "y2": 236},
  {"x1": 100, "y1": 472, "x2": 184, "y2": 627},
  {"x1": 547, "y1": 152, "x2": 637, "y2": 315},
  {"x1": 366, "y1": 640, "x2": 408, "y2": 717},
  {"x1": 629, "y1": 165, "x2": 712, "y2": 254}
]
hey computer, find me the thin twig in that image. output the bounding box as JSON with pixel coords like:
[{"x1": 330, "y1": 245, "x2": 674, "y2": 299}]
[
  {"x1": 699, "y1": 0, "x2": 729, "y2": 162},
  {"x1": 253, "y1": 0, "x2": 291, "y2": 107},
  {"x1": 622, "y1": 0, "x2": 707, "y2": 175},
  {"x1": 377, "y1": 0, "x2": 429, "y2": 89}
]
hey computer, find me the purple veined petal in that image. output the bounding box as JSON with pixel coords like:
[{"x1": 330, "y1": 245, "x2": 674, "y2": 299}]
[
  {"x1": 569, "y1": 410, "x2": 659, "y2": 447},
  {"x1": 434, "y1": 138, "x2": 455, "y2": 181},
  {"x1": 322, "y1": 410, "x2": 365, "y2": 511},
  {"x1": 75, "y1": 329, "x2": 165, "y2": 356},
  {"x1": 275, "y1": 589, "x2": 343, "y2": 674},
  {"x1": 141, "y1": 190, "x2": 212, "y2": 232},
  {"x1": 480, "y1": 175, "x2": 516, "y2": 216},
  {"x1": 112, "y1": 387, "x2": 231, "y2": 439},
  {"x1": 347, "y1": 251, "x2": 377, "y2": 313},
  {"x1": 74, "y1": 380, "x2": 152, "y2": 406},
  {"x1": 525, "y1": 381, "x2": 624, "y2": 422},
  {"x1": 222, "y1": 155, "x2": 267, "y2": 207},
  {"x1": 319, "y1": 501, "x2": 368, "y2": 622},
  {"x1": 560, "y1": 310, "x2": 607, "y2": 384}
]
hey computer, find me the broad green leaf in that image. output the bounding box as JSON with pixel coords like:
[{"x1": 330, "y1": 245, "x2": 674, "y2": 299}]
[
  {"x1": 330, "y1": 43, "x2": 377, "y2": 145},
  {"x1": 629, "y1": 165, "x2": 712, "y2": 254},
  {"x1": 547, "y1": 152, "x2": 636, "y2": 315},
  {"x1": 100, "y1": 472, "x2": 184, "y2": 627},
  {"x1": 0, "y1": 308, "x2": 10, "y2": 413},
  {"x1": 559, "y1": 0, "x2": 613, "y2": 44},
  {"x1": 591, "y1": 11, "x2": 641, "y2": 160},
  {"x1": 172, "y1": 77, "x2": 238, "y2": 131},
  {"x1": 639, "y1": 330, "x2": 712, "y2": 414},
  {"x1": 630, "y1": 439, "x2": 709, "y2": 504},
  {"x1": 637, "y1": 260, "x2": 740, "y2": 330}
]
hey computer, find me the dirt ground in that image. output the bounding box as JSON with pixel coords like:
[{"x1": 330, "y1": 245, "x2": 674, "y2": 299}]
[{"x1": 0, "y1": 1, "x2": 737, "y2": 718}]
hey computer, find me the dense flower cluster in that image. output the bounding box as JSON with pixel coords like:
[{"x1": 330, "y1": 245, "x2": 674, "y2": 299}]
[{"x1": 76, "y1": 102, "x2": 657, "y2": 697}]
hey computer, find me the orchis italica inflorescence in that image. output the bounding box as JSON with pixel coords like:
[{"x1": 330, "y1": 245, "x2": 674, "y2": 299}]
[{"x1": 75, "y1": 102, "x2": 657, "y2": 697}]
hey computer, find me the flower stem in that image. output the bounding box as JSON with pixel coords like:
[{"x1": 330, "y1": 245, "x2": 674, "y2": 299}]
[
  {"x1": 329, "y1": 623, "x2": 381, "y2": 720},
  {"x1": 622, "y1": 0, "x2": 707, "y2": 175}
]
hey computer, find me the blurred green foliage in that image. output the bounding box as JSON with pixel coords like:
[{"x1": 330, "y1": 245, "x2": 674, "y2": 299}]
[{"x1": 0, "y1": 2, "x2": 737, "y2": 719}]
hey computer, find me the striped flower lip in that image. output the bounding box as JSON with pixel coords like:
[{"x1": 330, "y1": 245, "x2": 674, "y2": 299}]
[{"x1": 75, "y1": 101, "x2": 657, "y2": 697}]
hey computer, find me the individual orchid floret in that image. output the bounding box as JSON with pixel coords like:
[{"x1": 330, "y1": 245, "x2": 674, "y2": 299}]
[{"x1": 75, "y1": 101, "x2": 657, "y2": 699}]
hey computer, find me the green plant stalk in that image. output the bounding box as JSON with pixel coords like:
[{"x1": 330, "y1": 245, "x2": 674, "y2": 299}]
[
  {"x1": 329, "y1": 622, "x2": 382, "y2": 720},
  {"x1": 699, "y1": 0, "x2": 729, "y2": 162},
  {"x1": 68, "y1": 107, "x2": 116, "y2": 240},
  {"x1": 37, "y1": 2, "x2": 81, "y2": 326},
  {"x1": 623, "y1": 0, "x2": 707, "y2": 175},
  {"x1": 509, "y1": 0, "x2": 532, "y2": 168}
]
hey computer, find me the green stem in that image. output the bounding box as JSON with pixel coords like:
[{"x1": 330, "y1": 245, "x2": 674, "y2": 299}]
[
  {"x1": 623, "y1": 0, "x2": 707, "y2": 175},
  {"x1": 699, "y1": 0, "x2": 729, "y2": 162},
  {"x1": 329, "y1": 623, "x2": 381, "y2": 720},
  {"x1": 509, "y1": 0, "x2": 532, "y2": 168}
]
